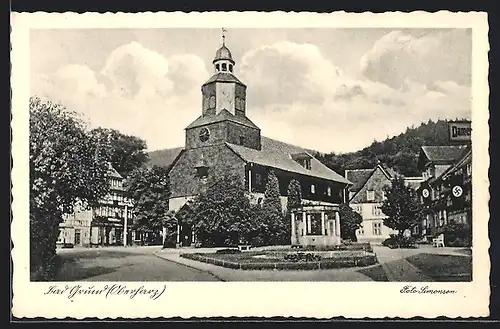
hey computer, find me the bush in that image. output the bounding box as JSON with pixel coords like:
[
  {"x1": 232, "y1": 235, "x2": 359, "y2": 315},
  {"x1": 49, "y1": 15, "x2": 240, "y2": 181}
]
[
  {"x1": 442, "y1": 222, "x2": 472, "y2": 247},
  {"x1": 215, "y1": 248, "x2": 241, "y2": 254},
  {"x1": 180, "y1": 252, "x2": 378, "y2": 270},
  {"x1": 382, "y1": 234, "x2": 417, "y2": 249},
  {"x1": 163, "y1": 240, "x2": 177, "y2": 249}
]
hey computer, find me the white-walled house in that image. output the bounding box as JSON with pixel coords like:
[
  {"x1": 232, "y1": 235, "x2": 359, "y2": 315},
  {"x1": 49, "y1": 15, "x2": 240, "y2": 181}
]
[{"x1": 345, "y1": 162, "x2": 424, "y2": 244}]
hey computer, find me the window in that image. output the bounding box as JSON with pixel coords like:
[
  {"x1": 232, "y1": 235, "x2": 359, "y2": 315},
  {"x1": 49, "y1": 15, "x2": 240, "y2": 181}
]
[
  {"x1": 215, "y1": 64, "x2": 220, "y2": 71},
  {"x1": 311, "y1": 184, "x2": 316, "y2": 194},
  {"x1": 239, "y1": 136, "x2": 245, "y2": 145},
  {"x1": 372, "y1": 222, "x2": 382, "y2": 236},
  {"x1": 222, "y1": 63, "x2": 227, "y2": 71},
  {"x1": 308, "y1": 214, "x2": 322, "y2": 235},
  {"x1": 257, "y1": 197, "x2": 263, "y2": 205},
  {"x1": 358, "y1": 224, "x2": 364, "y2": 236},
  {"x1": 304, "y1": 159, "x2": 311, "y2": 170},
  {"x1": 466, "y1": 163, "x2": 472, "y2": 177},
  {"x1": 196, "y1": 167, "x2": 209, "y2": 179},
  {"x1": 381, "y1": 191, "x2": 386, "y2": 200},
  {"x1": 229, "y1": 64, "x2": 233, "y2": 72},
  {"x1": 326, "y1": 187, "x2": 332, "y2": 196},
  {"x1": 372, "y1": 205, "x2": 382, "y2": 216},
  {"x1": 255, "y1": 173, "x2": 263, "y2": 189},
  {"x1": 366, "y1": 190, "x2": 375, "y2": 201}
]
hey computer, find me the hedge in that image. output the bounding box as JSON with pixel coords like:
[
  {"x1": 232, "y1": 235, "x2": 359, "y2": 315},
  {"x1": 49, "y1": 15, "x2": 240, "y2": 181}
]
[{"x1": 180, "y1": 253, "x2": 378, "y2": 270}]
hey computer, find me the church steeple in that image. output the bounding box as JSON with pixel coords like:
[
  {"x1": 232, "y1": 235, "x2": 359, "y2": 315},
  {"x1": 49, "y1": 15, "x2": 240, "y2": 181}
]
[{"x1": 213, "y1": 28, "x2": 235, "y2": 74}]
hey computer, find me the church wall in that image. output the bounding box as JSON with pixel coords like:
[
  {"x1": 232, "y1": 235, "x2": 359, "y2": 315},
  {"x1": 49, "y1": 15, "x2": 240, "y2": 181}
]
[
  {"x1": 185, "y1": 122, "x2": 228, "y2": 149},
  {"x1": 216, "y1": 83, "x2": 236, "y2": 114},
  {"x1": 226, "y1": 121, "x2": 261, "y2": 150},
  {"x1": 169, "y1": 144, "x2": 246, "y2": 199}
]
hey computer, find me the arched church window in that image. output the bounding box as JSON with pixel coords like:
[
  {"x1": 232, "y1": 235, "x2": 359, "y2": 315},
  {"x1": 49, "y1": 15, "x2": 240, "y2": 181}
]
[
  {"x1": 229, "y1": 64, "x2": 233, "y2": 72},
  {"x1": 222, "y1": 63, "x2": 227, "y2": 71},
  {"x1": 209, "y1": 96, "x2": 216, "y2": 109},
  {"x1": 215, "y1": 64, "x2": 220, "y2": 71}
]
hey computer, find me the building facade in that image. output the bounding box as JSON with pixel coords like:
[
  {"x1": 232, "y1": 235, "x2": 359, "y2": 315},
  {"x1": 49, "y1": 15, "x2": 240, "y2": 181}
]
[
  {"x1": 57, "y1": 164, "x2": 136, "y2": 247},
  {"x1": 417, "y1": 146, "x2": 472, "y2": 238},
  {"x1": 152, "y1": 39, "x2": 352, "y2": 247},
  {"x1": 346, "y1": 162, "x2": 424, "y2": 243}
]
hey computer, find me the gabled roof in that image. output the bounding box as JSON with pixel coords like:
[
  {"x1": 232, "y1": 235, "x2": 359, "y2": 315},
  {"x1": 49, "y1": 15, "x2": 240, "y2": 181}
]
[
  {"x1": 226, "y1": 136, "x2": 351, "y2": 185},
  {"x1": 345, "y1": 169, "x2": 374, "y2": 192},
  {"x1": 202, "y1": 72, "x2": 246, "y2": 87},
  {"x1": 147, "y1": 147, "x2": 184, "y2": 168},
  {"x1": 440, "y1": 146, "x2": 472, "y2": 180},
  {"x1": 185, "y1": 109, "x2": 259, "y2": 130},
  {"x1": 107, "y1": 162, "x2": 123, "y2": 179},
  {"x1": 418, "y1": 145, "x2": 467, "y2": 169}
]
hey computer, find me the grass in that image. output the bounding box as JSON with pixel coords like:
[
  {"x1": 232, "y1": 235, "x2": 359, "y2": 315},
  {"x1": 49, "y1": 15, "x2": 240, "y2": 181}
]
[{"x1": 405, "y1": 253, "x2": 472, "y2": 282}]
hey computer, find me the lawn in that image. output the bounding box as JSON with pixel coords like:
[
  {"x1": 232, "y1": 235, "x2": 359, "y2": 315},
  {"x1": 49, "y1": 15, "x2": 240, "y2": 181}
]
[{"x1": 405, "y1": 253, "x2": 472, "y2": 282}]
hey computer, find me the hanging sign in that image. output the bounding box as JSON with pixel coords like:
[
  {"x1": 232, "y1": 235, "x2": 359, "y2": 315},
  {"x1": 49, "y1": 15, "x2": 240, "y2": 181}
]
[{"x1": 449, "y1": 121, "x2": 472, "y2": 142}]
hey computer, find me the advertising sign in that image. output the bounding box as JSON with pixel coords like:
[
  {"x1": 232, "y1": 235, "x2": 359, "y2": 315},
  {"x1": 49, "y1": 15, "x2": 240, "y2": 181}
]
[{"x1": 449, "y1": 121, "x2": 472, "y2": 142}]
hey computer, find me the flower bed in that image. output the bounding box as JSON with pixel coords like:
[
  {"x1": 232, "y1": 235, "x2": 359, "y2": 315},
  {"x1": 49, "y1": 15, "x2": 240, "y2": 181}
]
[{"x1": 180, "y1": 250, "x2": 378, "y2": 271}]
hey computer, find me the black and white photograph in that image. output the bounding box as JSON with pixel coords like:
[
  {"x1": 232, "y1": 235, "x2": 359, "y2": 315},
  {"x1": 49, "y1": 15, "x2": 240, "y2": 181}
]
[{"x1": 11, "y1": 11, "x2": 490, "y2": 318}]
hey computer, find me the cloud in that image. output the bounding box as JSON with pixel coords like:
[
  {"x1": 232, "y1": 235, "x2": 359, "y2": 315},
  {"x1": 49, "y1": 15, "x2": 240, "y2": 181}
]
[
  {"x1": 30, "y1": 38, "x2": 470, "y2": 154},
  {"x1": 238, "y1": 40, "x2": 470, "y2": 152},
  {"x1": 360, "y1": 29, "x2": 472, "y2": 88},
  {"x1": 31, "y1": 42, "x2": 209, "y2": 151}
]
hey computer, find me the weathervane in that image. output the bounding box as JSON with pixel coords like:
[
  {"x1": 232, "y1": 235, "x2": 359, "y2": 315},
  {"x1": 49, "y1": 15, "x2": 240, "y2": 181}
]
[{"x1": 222, "y1": 27, "x2": 227, "y2": 46}]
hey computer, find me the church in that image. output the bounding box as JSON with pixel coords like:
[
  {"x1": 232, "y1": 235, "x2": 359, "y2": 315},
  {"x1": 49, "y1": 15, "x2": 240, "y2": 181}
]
[{"x1": 149, "y1": 35, "x2": 352, "y2": 247}]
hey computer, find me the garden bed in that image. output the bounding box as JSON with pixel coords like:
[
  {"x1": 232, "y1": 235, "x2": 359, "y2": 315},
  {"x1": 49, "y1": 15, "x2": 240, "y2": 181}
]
[{"x1": 180, "y1": 250, "x2": 378, "y2": 271}]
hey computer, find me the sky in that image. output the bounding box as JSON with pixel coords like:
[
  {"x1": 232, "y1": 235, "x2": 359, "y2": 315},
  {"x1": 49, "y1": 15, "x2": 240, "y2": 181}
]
[{"x1": 30, "y1": 28, "x2": 472, "y2": 153}]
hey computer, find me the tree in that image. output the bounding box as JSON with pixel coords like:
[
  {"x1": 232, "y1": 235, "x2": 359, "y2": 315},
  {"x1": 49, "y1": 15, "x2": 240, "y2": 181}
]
[
  {"x1": 91, "y1": 127, "x2": 149, "y2": 178},
  {"x1": 191, "y1": 171, "x2": 254, "y2": 247},
  {"x1": 339, "y1": 203, "x2": 363, "y2": 241},
  {"x1": 125, "y1": 165, "x2": 171, "y2": 244},
  {"x1": 261, "y1": 170, "x2": 287, "y2": 245},
  {"x1": 381, "y1": 176, "x2": 424, "y2": 236},
  {"x1": 29, "y1": 96, "x2": 110, "y2": 280},
  {"x1": 286, "y1": 179, "x2": 302, "y2": 211},
  {"x1": 162, "y1": 210, "x2": 178, "y2": 248}
]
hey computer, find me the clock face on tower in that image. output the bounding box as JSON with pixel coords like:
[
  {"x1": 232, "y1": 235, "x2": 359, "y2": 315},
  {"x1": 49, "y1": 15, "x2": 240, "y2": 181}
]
[{"x1": 199, "y1": 128, "x2": 210, "y2": 142}]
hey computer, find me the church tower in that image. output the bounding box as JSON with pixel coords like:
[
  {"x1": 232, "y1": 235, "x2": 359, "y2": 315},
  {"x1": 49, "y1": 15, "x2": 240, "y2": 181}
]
[{"x1": 185, "y1": 29, "x2": 261, "y2": 150}]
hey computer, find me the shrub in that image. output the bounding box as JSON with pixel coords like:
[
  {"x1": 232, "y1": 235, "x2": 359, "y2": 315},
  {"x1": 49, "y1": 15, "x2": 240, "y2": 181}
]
[
  {"x1": 442, "y1": 222, "x2": 472, "y2": 247},
  {"x1": 382, "y1": 234, "x2": 417, "y2": 249},
  {"x1": 163, "y1": 240, "x2": 177, "y2": 249},
  {"x1": 215, "y1": 248, "x2": 241, "y2": 254}
]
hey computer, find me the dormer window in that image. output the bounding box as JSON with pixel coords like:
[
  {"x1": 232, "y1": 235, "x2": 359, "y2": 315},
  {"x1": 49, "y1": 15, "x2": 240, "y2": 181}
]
[
  {"x1": 291, "y1": 152, "x2": 312, "y2": 170},
  {"x1": 222, "y1": 63, "x2": 227, "y2": 71}
]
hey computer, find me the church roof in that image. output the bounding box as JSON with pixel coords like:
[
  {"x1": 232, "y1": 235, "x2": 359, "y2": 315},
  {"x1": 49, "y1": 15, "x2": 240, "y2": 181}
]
[
  {"x1": 185, "y1": 109, "x2": 259, "y2": 130},
  {"x1": 226, "y1": 137, "x2": 352, "y2": 185},
  {"x1": 202, "y1": 72, "x2": 246, "y2": 87},
  {"x1": 213, "y1": 45, "x2": 234, "y2": 64}
]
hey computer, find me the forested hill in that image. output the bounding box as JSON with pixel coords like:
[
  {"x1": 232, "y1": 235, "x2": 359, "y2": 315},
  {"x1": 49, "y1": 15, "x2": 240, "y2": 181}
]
[{"x1": 314, "y1": 119, "x2": 461, "y2": 177}]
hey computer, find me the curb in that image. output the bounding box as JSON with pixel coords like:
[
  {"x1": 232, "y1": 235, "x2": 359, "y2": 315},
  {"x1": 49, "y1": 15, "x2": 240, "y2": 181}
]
[{"x1": 153, "y1": 251, "x2": 227, "y2": 282}]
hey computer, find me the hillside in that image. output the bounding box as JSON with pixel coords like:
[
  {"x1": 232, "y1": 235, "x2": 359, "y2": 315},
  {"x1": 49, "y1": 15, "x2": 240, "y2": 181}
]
[{"x1": 314, "y1": 119, "x2": 462, "y2": 177}]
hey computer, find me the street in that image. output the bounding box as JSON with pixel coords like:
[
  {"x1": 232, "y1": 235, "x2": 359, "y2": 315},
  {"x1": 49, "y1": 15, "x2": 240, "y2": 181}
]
[
  {"x1": 55, "y1": 246, "x2": 221, "y2": 281},
  {"x1": 54, "y1": 245, "x2": 472, "y2": 282}
]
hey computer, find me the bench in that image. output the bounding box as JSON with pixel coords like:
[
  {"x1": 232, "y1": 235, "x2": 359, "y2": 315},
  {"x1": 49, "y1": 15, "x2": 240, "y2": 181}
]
[{"x1": 432, "y1": 234, "x2": 445, "y2": 248}]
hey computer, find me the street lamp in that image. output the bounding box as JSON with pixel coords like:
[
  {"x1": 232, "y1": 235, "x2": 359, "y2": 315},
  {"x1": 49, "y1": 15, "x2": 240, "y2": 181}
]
[{"x1": 123, "y1": 199, "x2": 133, "y2": 247}]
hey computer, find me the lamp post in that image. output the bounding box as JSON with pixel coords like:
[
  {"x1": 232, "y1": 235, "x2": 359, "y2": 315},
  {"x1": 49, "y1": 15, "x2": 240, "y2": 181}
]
[{"x1": 123, "y1": 200, "x2": 133, "y2": 247}]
